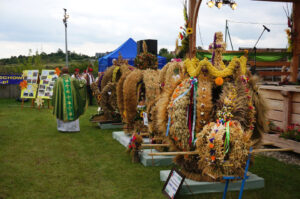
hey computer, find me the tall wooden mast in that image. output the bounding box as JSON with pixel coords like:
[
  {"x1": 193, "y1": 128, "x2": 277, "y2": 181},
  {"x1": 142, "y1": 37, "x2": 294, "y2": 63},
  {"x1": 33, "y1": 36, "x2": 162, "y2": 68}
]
[{"x1": 188, "y1": 0, "x2": 202, "y2": 58}]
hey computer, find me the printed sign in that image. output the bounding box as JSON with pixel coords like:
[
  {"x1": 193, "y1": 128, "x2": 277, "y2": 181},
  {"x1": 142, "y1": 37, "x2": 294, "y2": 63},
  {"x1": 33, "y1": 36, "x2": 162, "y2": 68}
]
[
  {"x1": 162, "y1": 168, "x2": 185, "y2": 199},
  {"x1": 0, "y1": 74, "x2": 23, "y2": 85},
  {"x1": 37, "y1": 70, "x2": 58, "y2": 99},
  {"x1": 20, "y1": 70, "x2": 39, "y2": 99},
  {"x1": 143, "y1": 112, "x2": 148, "y2": 126}
]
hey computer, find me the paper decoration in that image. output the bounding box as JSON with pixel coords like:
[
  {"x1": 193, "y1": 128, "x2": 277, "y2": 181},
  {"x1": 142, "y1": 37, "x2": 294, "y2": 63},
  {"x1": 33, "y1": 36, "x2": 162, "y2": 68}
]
[
  {"x1": 20, "y1": 70, "x2": 39, "y2": 99},
  {"x1": 35, "y1": 97, "x2": 44, "y2": 107},
  {"x1": 55, "y1": 67, "x2": 61, "y2": 76},
  {"x1": 19, "y1": 80, "x2": 28, "y2": 90},
  {"x1": 38, "y1": 70, "x2": 58, "y2": 99}
]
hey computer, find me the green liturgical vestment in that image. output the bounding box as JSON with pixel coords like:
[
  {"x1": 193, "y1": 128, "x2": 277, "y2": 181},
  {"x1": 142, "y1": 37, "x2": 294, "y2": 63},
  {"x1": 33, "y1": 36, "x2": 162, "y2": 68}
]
[{"x1": 52, "y1": 74, "x2": 87, "y2": 122}]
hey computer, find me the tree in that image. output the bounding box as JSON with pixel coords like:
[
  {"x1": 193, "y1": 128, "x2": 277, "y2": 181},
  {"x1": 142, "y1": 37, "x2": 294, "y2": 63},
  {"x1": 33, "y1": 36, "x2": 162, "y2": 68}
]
[
  {"x1": 159, "y1": 48, "x2": 175, "y2": 62},
  {"x1": 159, "y1": 48, "x2": 169, "y2": 56}
]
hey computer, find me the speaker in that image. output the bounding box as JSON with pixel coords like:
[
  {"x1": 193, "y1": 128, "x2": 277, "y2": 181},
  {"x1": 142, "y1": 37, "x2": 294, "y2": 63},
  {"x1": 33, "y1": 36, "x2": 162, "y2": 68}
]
[{"x1": 137, "y1": 39, "x2": 157, "y2": 55}]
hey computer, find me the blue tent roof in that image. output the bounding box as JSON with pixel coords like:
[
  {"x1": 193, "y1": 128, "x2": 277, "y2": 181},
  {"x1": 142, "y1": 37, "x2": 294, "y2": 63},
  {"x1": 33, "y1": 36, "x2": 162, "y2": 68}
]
[{"x1": 98, "y1": 38, "x2": 167, "y2": 72}]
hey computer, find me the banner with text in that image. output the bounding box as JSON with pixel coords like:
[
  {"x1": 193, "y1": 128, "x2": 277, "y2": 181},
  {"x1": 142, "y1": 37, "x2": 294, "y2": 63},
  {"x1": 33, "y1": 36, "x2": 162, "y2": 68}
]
[{"x1": 0, "y1": 74, "x2": 23, "y2": 85}]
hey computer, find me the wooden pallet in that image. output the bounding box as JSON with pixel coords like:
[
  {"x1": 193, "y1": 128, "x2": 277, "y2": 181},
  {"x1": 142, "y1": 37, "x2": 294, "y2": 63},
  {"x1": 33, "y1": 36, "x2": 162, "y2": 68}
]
[{"x1": 262, "y1": 133, "x2": 300, "y2": 154}]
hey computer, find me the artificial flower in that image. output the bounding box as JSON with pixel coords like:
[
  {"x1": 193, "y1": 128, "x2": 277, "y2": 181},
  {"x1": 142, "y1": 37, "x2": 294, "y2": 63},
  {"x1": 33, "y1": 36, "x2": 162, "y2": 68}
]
[
  {"x1": 55, "y1": 67, "x2": 61, "y2": 76},
  {"x1": 35, "y1": 97, "x2": 44, "y2": 106},
  {"x1": 19, "y1": 80, "x2": 28, "y2": 90},
  {"x1": 215, "y1": 77, "x2": 224, "y2": 86},
  {"x1": 186, "y1": 27, "x2": 193, "y2": 35}
]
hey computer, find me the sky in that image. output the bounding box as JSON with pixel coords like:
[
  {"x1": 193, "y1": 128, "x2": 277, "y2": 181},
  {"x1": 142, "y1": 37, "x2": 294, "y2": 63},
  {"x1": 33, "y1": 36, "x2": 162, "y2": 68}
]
[{"x1": 0, "y1": 0, "x2": 292, "y2": 59}]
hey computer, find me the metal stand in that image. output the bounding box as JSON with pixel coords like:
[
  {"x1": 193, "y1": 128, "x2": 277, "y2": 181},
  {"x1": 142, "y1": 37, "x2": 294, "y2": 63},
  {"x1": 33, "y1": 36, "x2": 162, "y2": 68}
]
[
  {"x1": 222, "y1": 147, "x2": 253, "y2": 199},
  {"x1": 224, "y1": 20, "x2": 234, "y2": 51},
  {"x1": 251, "y1": 26, "x2": 270, "y2": 75}
]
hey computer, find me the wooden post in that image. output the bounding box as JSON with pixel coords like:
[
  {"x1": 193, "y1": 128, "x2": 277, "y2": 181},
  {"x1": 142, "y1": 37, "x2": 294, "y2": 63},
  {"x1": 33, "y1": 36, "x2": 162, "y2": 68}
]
[
  {"x1": 31, "y1": 99, "x2": 35, "y2": 108},
  {"x1": 48, "y1": 99, "x2": 50, "y2": 109},
  {"x1": 148, "y1": 148, "x2": 293, "y2": 156},
  {"x1": 281, "y1": 90, "x2": 292, "y2": 131},
  {"x1": 141, "y1": 143, "x2": 170, "y2": 147},
  {"x1": 21, "y1": 98, "x2": 24, "y2": 109},
  {"x1": 291, "y1": 1, "x2": 300, "y2": 82},
  {"x1": 188, "y1": 0, "x2": 202, "y2": 58}
]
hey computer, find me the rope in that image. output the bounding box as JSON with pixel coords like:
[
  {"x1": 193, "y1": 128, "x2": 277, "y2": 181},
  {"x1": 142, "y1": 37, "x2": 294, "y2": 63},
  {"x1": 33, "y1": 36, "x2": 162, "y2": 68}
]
[{"x1": 227, "y1": 19, "x2": 286, "y2": 26}]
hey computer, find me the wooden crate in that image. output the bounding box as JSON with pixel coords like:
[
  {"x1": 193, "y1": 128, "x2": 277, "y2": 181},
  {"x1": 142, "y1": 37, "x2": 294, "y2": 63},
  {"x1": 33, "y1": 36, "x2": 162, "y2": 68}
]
[{"x1": 259, "y1": 85, "x2": 300, "y2": 131}]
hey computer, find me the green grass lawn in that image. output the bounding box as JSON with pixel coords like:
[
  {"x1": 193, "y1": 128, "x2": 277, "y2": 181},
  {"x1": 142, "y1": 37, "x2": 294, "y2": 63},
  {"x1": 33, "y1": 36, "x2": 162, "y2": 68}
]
[{"x1": 0, "y1": 99, "x2": 300, "y2": 199}]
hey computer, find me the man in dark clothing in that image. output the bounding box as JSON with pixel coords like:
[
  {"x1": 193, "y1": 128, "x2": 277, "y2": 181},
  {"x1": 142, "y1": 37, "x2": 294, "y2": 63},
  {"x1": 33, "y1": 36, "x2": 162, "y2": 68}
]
[{"x1": 86, "y1": 67, "x2": 95, "y2": 105}]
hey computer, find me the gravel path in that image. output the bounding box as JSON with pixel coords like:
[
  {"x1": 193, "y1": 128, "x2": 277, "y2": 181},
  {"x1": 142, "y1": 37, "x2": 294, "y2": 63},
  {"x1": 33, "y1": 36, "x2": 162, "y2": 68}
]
[{"x1": 260, "y1": 149, "x2": 300, "y2": 166}]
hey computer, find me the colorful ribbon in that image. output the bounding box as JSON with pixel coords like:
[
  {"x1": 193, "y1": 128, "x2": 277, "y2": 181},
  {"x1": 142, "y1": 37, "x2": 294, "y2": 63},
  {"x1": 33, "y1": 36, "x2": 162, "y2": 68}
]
[{"x1": 224, "y1": 121, "x2": 230, "y2": 154}]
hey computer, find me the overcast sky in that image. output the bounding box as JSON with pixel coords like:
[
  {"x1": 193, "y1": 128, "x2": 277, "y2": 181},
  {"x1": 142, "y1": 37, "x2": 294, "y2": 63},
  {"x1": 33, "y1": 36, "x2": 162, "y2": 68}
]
[{"x1": 0, "y1": 0, "x2": 292, "y2": 58}]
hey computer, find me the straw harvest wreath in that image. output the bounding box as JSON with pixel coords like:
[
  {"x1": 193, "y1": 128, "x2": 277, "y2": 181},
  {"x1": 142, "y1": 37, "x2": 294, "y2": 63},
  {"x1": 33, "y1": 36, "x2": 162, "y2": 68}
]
[
  {"x1": 121, "y1": 41, "x2": 160, "y2": 135},
  {"x1": 157, "y1": 32, "x2": 268, "y2": 181},
  {"x1": 91, "y1": 57, "x2": 134, "y2": 121}
]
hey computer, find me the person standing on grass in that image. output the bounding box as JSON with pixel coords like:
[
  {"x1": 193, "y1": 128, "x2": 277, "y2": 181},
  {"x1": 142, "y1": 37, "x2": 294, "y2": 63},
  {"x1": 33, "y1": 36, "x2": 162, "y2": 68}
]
[
  {"x1": 85, "y1": 67, "x2": 95, "y2": 105},
  {"x1": 52, "y1": 67, "x2": 88, "y2": 132}
]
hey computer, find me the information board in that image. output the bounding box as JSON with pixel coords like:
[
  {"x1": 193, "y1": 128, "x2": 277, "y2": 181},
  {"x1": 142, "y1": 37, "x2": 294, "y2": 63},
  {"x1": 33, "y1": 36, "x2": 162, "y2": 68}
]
[
  {"x1": 38, "y1": 70, "x2": 58, "y2": 99},
  {"x1": 20, "y1": 70, "x2": 39, "y2": 99},
  {"x1": 162, "y1": 168, "x2": 185, "y2": 199}
]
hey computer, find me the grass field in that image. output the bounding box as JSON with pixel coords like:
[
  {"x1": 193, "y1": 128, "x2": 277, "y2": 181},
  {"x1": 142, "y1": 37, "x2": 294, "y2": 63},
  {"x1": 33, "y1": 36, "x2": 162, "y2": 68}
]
[{"x1": 0, "y1": 99, "x2": 300, "y2": 199}]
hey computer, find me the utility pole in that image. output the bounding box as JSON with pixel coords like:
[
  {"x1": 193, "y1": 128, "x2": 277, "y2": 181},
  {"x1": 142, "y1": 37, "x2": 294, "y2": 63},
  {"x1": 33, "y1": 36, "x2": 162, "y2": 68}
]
[{"x1": 63, "y1": 8, "x2": 69, "y2": 67}]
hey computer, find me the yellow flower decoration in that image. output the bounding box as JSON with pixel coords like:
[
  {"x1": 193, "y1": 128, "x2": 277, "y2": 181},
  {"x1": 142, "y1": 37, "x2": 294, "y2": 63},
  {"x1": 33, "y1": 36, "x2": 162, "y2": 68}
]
[
  {"x1": 186, "y1": 27, "x2": 193, "y2": 35},
  {"x1": 184, "y1": 56, "x2": 247, "y2": 78}
]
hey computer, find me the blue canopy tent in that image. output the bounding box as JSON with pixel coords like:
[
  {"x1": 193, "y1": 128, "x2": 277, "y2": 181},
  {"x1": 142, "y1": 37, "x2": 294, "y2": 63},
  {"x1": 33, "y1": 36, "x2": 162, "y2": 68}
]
[
  {"x1": 157, "y1": 55, "x2": 167, "y2": 70},
  {"x1": 98, "y1": 38, "x2": 167, "y2": 72}
]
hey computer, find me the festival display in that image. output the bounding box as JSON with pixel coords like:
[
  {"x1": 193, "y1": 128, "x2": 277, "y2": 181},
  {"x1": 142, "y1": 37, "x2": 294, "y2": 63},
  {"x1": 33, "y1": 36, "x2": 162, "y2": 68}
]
[
  {"x1": 119, "y1": 32, "x2": 268, "y2": 180},
  {"x1": 119, "y1": 42, "x2": 159, "y2": 136},
  {"x1": 37, "y1": 70, "x2": 58, "y2": 99},
  {"x1": 156, "y1": 32, "x2": 268, "y2": 181},
  {"x1": 90, "y1": 54, "x2": 134, "y2": 122},
  {"x1": 20, "y1": 70, "x2": 39, "y2": 98},
  {"x1": 149, "y1": 60, "x2": 186, "y2": 151}
]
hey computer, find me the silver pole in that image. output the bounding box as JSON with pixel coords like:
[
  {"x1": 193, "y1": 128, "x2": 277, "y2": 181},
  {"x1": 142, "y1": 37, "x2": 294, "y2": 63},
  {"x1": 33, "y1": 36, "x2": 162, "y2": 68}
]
[{"x1": 63, "y1": 8, "x2": 69, "y2": 67}]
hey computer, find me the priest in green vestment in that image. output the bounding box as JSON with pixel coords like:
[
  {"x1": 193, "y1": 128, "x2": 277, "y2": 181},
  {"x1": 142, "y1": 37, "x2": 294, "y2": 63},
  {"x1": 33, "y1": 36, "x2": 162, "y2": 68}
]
[{"x1": 52, "y1": 67, "x2": 88, "y2": 132}]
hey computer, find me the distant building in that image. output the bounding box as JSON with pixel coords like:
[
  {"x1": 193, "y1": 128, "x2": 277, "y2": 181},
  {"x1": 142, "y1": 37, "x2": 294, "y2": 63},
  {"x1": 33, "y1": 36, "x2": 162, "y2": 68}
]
[{"x1": 95, "y1": 52, "x2": 111, "y2": 59}]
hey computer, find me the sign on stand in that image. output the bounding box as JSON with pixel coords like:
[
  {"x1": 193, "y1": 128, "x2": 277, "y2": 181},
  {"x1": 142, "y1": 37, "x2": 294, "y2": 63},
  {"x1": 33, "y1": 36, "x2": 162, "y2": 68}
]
[
  {"x1": 162, "y1": 168, "x2": 185, "y2": 199},
  {"x1": 143, "y1": 112, "x2": 148, "y2": 126}
]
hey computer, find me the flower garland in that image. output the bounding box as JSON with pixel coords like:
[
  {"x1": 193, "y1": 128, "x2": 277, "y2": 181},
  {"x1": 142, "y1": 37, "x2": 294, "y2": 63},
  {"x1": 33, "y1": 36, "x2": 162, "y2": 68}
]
[
  {"x1": 184, "y1": 56, "x2": 247, "y2": 78},
  {"x1": 240, "y1": 75, "x2": 256, "y2": 131}
]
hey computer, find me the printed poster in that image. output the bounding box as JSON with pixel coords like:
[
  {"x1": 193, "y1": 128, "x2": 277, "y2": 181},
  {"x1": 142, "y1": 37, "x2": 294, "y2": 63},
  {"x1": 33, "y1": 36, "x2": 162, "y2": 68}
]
[
  {"x1": 20, "y1": 70, "x2": 39, "y2": 99},
  {"x1": 38, "y1": 70, "x2": 58, "y2": 99}
]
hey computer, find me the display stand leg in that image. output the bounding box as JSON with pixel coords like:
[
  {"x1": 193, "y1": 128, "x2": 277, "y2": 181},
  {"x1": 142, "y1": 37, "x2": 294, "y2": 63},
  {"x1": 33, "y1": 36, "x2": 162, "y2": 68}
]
[
  {"x1": 48, "y1": 99, "x2": 50, "y2": 109},
  {"x1": 183, "y1": 179, "x2": 194, "y2": 195},
  {"x1": 222, "y1": 147, "x2": 252, "y2": 199},
  {"x1": 238, "y1": 148, "x2": 252, "y2": 199},
  {"x1": 31, "y1": 99, "x2": 35, "y2": 108},
  {"x1": 21, "y1": 99, "x2": 24, "y2": 109},
  {"x1": 151, "y1": 147, "x2": 154, "y2": 166},
  {"x1": 222, "y1": 180, "x2": 230, "y2": 199}
]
